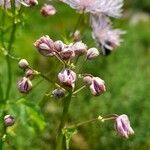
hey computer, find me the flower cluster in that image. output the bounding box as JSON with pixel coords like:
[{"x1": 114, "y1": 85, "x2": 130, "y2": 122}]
[
  {"x1": 34, "y1": 35, "x2": 105, "y2": 96},
  {"x1": 60, "y1": 0, "x2": 125, "y2": 55}
]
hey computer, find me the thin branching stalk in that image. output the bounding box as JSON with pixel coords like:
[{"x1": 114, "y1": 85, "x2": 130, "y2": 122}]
[{"x1": 56, "y1": 90, "x2": 73, "y2": 150}]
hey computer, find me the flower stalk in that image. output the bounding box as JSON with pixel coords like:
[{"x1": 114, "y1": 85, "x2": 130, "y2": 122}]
[{"x1": 56, "y1": 90, "x2": 73, "y2": 150}]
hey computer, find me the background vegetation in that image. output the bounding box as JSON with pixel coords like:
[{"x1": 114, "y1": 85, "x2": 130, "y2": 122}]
[{"x1": 0, "y1": 0, "x2": 150, "y2": 149}]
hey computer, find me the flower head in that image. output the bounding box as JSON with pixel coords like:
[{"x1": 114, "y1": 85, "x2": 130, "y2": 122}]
[
  {"x1": 23, "y1": 0, "x2": 38, "y2": 6},
  {"x1": 61, "y1": 0, "x2": 123, "y2": 18},
  {"x1": 87, "y1": 48, "x2": 99, "y2": 59},
  {"x1": 115, "y1": 114, "x2": 134, "y2": 138},
  {"x1": 90, "y1": 77, "x2": 106, "y2": 96},
  {"x1": 17, "y1": 77, "x2": 32, "y2": 93},
  {"x1": 18, "y1": 59, "x2": 29, "y2": 69},
  {"x1": 41, "y1": 4, "x2": 56, "y2": 17},
  {"x1": 91, "y1": 15, "x2": 125, "y2": 55},
  {"x1": 71, "y1": 41, "x2": 87, "y2": 55},
  {"x1": 60, "y1": 47, "x2": 75, "y2": 60},
  {"x1": 58, "y1": 68, "x2": 76, "y2": 88},
  {"x1": 34, "y1": 35, "x2": 55, "y2": 56},
  {"x1": 54, "y1": 40, "x2": 65, "y2": 52},
  {"x1": 52, "y1": 88, "x2": 65, "y2": 99},
  {"x1": 4, "y1": 115, "x2": 15, "y2": 127}
]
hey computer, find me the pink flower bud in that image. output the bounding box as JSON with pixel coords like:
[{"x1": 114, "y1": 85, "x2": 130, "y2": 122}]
[
  {"x1": 83, "y1": 75, "x2": 93, "y2": 85},
  {"x1": 115, "y1": 114, "x2": 134, "y2": 138},
  {"x1": 41, "y1": 4, "x2": 56, "y2": 17},
  {"x1": 25, "y1": 69, "x2": 34, "y2": 78},
  {"x1": 60, "y1": 47, "x2": 75, "y2": 60},
  {"x1": 54, "y1": 40, "x2": 65, "y2": 52},
  {"x1": 90, "y1": 77, "x2": 106, "y2": 96},
  {"x1": 4, "y1": 115, "x2": 15, "y2": 127},
  {"x1": 17, "y1": 77, "x2": 32, "y2": 93},
  {"x1": 24, "y1": 0, "x2": 38, "y2": 7},
  {"x1": 34, "y1": 35, "x2": 55, "y2": 56},
  {"x1": 73, "y1": 30, "x2": 81, "y2": 42},
  {"x1": 58, "y1": 68, "x2": 76, "y2": 88},
  {"x1": 71, "y1": 41, "x2": 87, "y2": 55},
  {"x1": 87, "y1": 48, "x2": 99, "y2": 59},
  {"x1": 29, "y1": 0, "x2": 38, "y2": 6},
  {"x1": 18, "y1": 59, "x2": 29, "y2": 69}
]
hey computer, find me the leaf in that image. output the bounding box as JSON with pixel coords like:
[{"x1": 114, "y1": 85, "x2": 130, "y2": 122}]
[{"x1": 62, "y1": 128, "x2": 77, "y2": 150}]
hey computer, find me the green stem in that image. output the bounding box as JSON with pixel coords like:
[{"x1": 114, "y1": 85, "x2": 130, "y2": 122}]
[
  {"x1": 56, "y1": 90, "x2": 73, "y2": 150},
  {"x1": 5, "y1": 16, "x2": 17, "y2": 100},
  {"x1": 73, "y1": 85, "x2": 86, "y2": 95}
]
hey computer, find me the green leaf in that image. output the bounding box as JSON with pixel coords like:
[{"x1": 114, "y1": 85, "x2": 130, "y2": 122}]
[{"x1": 62, "y1": 128, "x2": 77, "y2": 150}]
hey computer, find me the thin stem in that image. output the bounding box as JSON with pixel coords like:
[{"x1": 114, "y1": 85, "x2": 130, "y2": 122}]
[
  {"x1": 72, "y1": 13, "x2": 84, "y2": 37},
  {"x1": 73, "y1": 85, "x2": 86, "y2": 95},
  {"x1": 77, "y1": 58, "x2": 87, "y2": 73},
  {"x1": 38, "y1": 72, "x2": 64, "y2": 89},
  {"x1": 0, "y1": 0, "x2": 6, "y2": 49},
  {"x1": 73, "y1": 118, "x2": 98, "y2": 128},
  {"x1": 56, "y1": 90, "x2": 73, "y2": 150},
  {"x1": 5, "y1": 15, "x2": 17, "y2": 100}
]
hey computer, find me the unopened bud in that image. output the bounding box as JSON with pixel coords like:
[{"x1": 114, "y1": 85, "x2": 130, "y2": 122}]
[
  {"x1": 17, "y1": 77, "x2": 32, "y2": 93},
  {"x1": 87, "y1": 48, "x2": 99, "y2": 59},
  {"x1": 115, "y1": 114, "x2": 134, "y2": 138},
  {"x1": 83, "y1": 75, "x2": 93, "y2": 85},
  {"x1": 34, "y1": 35, "x2": 55, "y2": 56},
  {"x1": 25, "y1": 69, "x2": 34, "y2": 78},
  {"x1": 90, "y1": 77, "x2": 106, "y2": 96},
  {"x1": 73, "y1": 30, "x2": 81, "y2": 42},
  {"x1": 4, "y1": 115, "x2": 15, "y2": 127},
  {"x1": 58, "y1": 68, "x2": 76, "y2": 88},
  {"x1": 60, "y1": 48, "x2": 75, "y2": 60},
  {"x1": 71, "y1": 41, "x2": 87, "y2": 55},
  {"x1": 27, "y1": 0, "x2": 38, "y2": 6},
  {"x1": 52, "y1": 88, "x2": 65, "y2": 98},
  {"x1": 41, "y1": 4, "x2": 56, "y2": 17},
  {"x1": 54, "y1": 40, "x2": 65, "y2": 52},
  {"x1": 18, "y1": 59, "x2": 29, "y2": 69}
]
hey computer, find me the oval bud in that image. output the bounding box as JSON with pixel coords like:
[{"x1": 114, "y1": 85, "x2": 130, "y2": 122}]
[
  {"x1": 60, "y1": 47, "x2": 75, "y2": 60},
  {"x1": 4, "y1": 115, "x2": 15, "y2": 127},
  {"x1": 90, "y1": 77, "x2": 106, "y2": 96},
  {"x1": 18, "y1": 59, "x2": 29, "y2": 69},
  {"x1": 58, "y1": 68, "x2": 76, "y2": 88},
  {"x1": 52, "y1": 88, "x2": 65, "y2": 99},
  {"x1": 17, "y1": 77, "x2": 32, "y2": 93},
  {"x1": 115, "y1": 114, "x2": 134, "y2": 138},
  {"x1": 54, "y1": 40, "x2": 65, "y2": 52},
  {"x1": 87, "y1": 48, "x2": 99, "y2": 59},
  {"x1": 71, "y1": 41, "x2": 87, "y2": 55},
  {"x1": 25, "y1": 69, "x2": 34, "y2": 79},
  {"x1": 41, "y1": 4, "x2": 56, "y2": 17},
  {"x1": 83, "y1": 75, "x2": 93, "y2": 85},
  {"x1": 34, "y1": 35, "x2": 55, "y2": 56}
]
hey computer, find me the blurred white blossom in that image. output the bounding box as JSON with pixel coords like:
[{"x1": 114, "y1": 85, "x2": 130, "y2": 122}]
[
  {"x1": 60, "y1": 0, "x2": 123, "y2": 18},
  {"x1": 91, "y1": 15, "x2": 125, "y2": 55}
]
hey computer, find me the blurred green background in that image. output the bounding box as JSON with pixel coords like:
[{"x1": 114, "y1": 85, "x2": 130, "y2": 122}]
[{"x1": 0, "y1": 0, "x2": 150, "y2": 149}]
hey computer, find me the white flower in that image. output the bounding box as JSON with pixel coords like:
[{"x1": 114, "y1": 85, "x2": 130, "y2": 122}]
[
  {"x1": 91, "y1": 15, "x2": 125, "y2": 55},
  {"x1": 60, "y1": 0, "x2": 123, "y2": 18}
]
